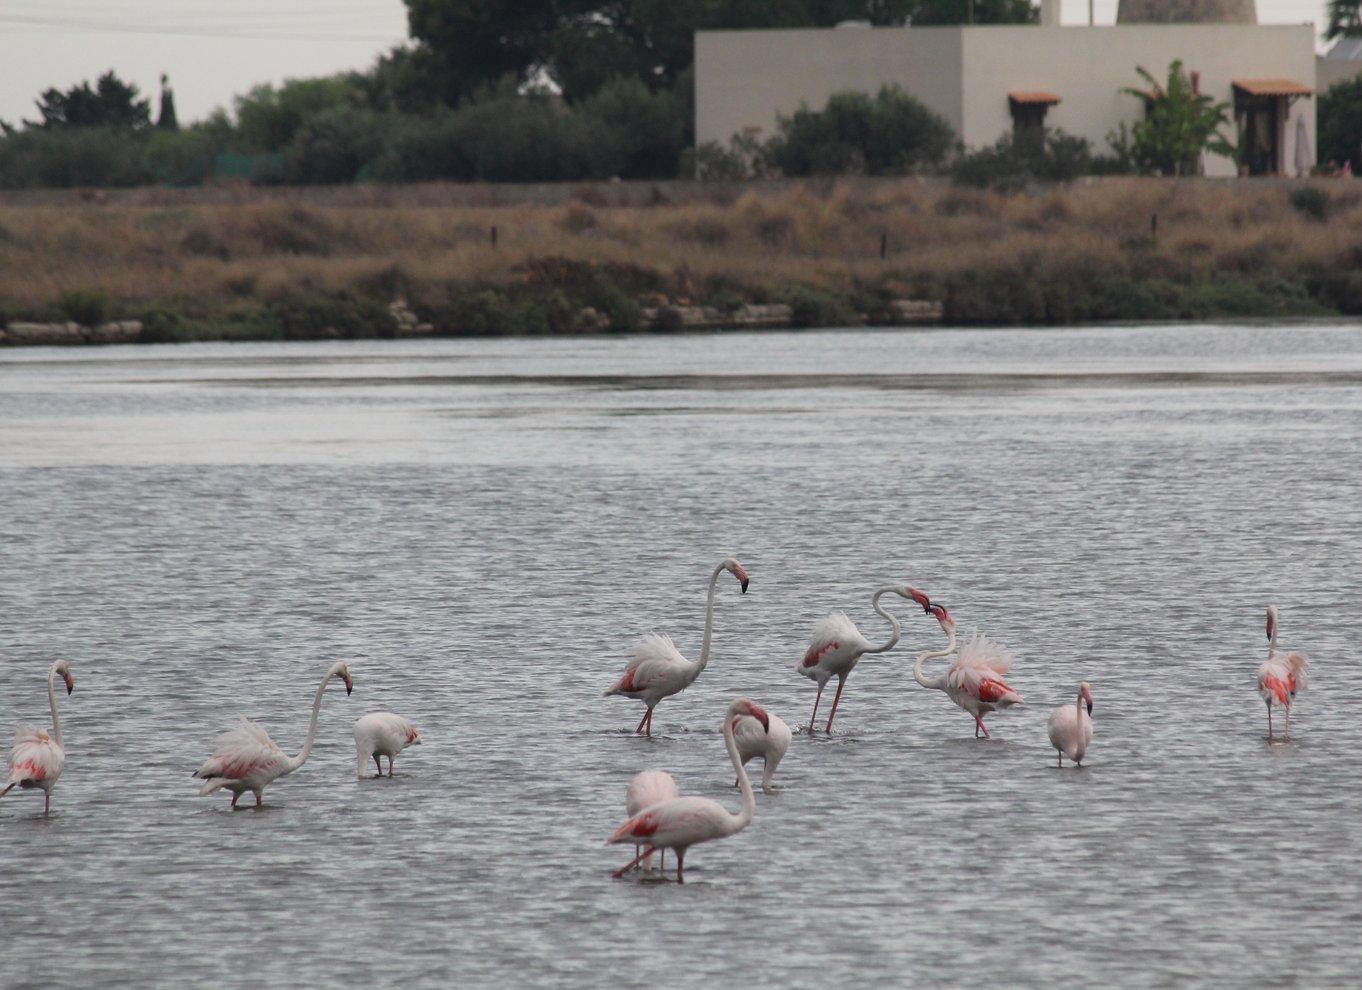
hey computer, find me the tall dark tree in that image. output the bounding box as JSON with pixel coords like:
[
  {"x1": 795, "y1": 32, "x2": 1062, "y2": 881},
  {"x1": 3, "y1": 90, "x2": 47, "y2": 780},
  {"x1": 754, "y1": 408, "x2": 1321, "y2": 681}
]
[
  {"x1": 1326, "y1": 0, "x2": 1361, "y2": 39},
  {"x1": 28, "y1": 71, "x2": 152, "y2": 130},
  {"x1": 157, "y1": 74, "x2": 179, "y2": 131}
]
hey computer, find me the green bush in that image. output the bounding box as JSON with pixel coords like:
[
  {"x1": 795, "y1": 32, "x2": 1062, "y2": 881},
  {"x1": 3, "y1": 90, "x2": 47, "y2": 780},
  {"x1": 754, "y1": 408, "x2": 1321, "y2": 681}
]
[
  {"x1": 264, "y1": 295, "x2": 395, "y2": 340},
  {"x1": 951, "y1": 129, "x2": 1117, "y2": 188},
  {"x1": 428, "y1": 287, "x2": 550, "y2": 336},
  {"x1": 53, "y1": 289, "x2": 114, "y2": 326},
  {"x1": 764, "y1": 85, "x2": 955, "y2": 177},
  {"x1": 1318, "y1": 77, "x2": 1362, "y2": 174},
  {"x1": 776, "y1": 285, "x2": 860, "y2": 328},
  {"x1": 0, "y1": 127, "x2": 153, "y2": 188}
]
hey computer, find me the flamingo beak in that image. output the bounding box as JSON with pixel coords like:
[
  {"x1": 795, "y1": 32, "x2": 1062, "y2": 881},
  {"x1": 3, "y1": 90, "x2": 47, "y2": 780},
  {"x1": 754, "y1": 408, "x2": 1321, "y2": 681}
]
[
  {"x1": 908, "y1": 587, "x2": 932, "y2": 613},
  {"x1": 1086, "y1": 699, "x2": 1093, "y2": 715},
  {"x1": 732, "y1": 563, "x2": 750, "y2": 594},
  {"x1": 64, "y1": 674, "x2": 75, "y2": 695},
  {"x1": 343, "y1": 674, "x2": 354, "y2": 695}
]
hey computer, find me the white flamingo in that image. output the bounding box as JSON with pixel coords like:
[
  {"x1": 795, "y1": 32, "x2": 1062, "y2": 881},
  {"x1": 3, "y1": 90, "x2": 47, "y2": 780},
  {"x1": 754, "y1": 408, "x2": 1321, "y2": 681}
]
[
  {"x1": 608, "y1": 698, "x2": 769, "y2": 882},
  {"x1": 1257, "y1": 605, "x2": 1308, "y2": 741},
  {"x1": 733, "y1": 708, "x2": 791, "y2": 793},
  {"x1": 623, "y1": 769, "x2": 679, "y2": 873},
  {"x1": 1, "y1": 659, "x2": 75, "y2": 815},
  {"x1": 353, "y1": 712, "x2": 421, "y2": 778},
  {"x1": 1047, "y1": 682, "x2": 1094, "y2": 767},
  {"x1": 796, "y1": 585, "x2": 932, "y2": 734},
  {"x1": 603, "y1": 558, "x2": 749, "y2": 736},
  {"x1": 913, "y1": 600, "x2": 1023, "y2": 738},
  {"x1": 193, "y1": 661, "x2": 353, "y2": 807}
]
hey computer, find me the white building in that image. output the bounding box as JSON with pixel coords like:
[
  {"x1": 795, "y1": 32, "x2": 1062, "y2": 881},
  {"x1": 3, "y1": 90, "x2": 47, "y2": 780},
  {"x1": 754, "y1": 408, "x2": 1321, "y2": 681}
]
[{"x1": 695, "y1": 23, "x2": 1318, "y2": 177}]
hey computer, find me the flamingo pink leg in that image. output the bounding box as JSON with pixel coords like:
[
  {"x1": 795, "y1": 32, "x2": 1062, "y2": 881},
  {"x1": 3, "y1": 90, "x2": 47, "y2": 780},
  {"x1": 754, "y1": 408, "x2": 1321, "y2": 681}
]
[
  {"x1": 974, "y1": 714, "x2": 991, "y2": 738},
  {"x1": 635, "y1": 707, "x2": 656, "y2": 737},
  {"x1": 230, "y1": 792, "x2": 240, "y2": 808},
  {"x1": 807, "y1": 686, "x2": 825, "y2": 734},
  {"x1": 1283, "y1": 703, "x2": 1291, "y2": 741},
  {"x1": 44, "y1": 792, "x2": 51, "y2": 814},
  {"x1": 255, "y1": 793, "x2": 263, "y2": 807},
  {"x1": 1266, "y1": 702, "x2": 1274, "y2": 740},
  {"x1": 613, "y1": 846, "x2": 659, "y2": 878},
  {"x1": 675, "y1": 848, "x2": 687, "y2": 883},
  {"x1": 824, "y1": 676, "x2": 849, "y2": 735}
]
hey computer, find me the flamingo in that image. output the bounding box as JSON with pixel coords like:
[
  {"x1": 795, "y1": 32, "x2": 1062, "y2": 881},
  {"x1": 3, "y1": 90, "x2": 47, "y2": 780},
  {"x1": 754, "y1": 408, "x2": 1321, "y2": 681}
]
[
  {"x1": 796, "y1": 585, "x2": 932, "y2": 734},
  {"x1": 193, "y1": 661, "x2": 353, "y2": 807},
  {"x1": 608, "y1": 697, "x2": 769, "y2": 882},
  {"x1": 603, "y1": 558, "x2": 749, "y2": 736},
  {"x1": 1257, "y1": 605, "x2": 1308, "y2": 741},
  {"x1": 353, "y1": 711, "x2": 421, "y2": 778},
  {"x1": 623, "y1": 769, "x2": 679, "y2": 873},
  {"x1": 1047, "y1": 682, "x2": 1094, "y2": 767},
  {"x1": 733, "y1": 708, "x2": 792, "y2": 793},
  {"x1": 913, "y1": 600, "x2": 1023, "y2": 738},
  {"x1": 1, "y1": 659, "x2": 75, "y2": 815}
]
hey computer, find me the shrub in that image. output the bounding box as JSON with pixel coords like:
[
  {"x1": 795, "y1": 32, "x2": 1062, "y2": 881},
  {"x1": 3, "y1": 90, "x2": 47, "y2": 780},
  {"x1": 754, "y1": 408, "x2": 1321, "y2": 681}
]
[
  {"x1": 776, "y1": 285, "x2": 859, "y2": 328},
  {"x1": 764, "y1": 85, "x2": 955, "y2": 177},
  {"x1": 53, "y1": 289, "x2": 113, "y2": 326},
  {"x1": 264, "y1": 295, "x2": 395, "y2": 339},
  {"x1": 1318, "y1": 77, "x2": 1362, "y2": 175},
  {"x1": 0, "y1": 127, "x2": 153, "y2": 188},
  {"x1": 1288, "y1": 186, "x2": 1329, "y2": 222}
]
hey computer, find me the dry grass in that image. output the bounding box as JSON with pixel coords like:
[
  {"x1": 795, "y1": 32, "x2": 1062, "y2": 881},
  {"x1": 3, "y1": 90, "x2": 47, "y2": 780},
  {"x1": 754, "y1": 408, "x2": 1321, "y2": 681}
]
[{"x1": 2, "y1": 176, "x2": 1361, "y2": 315}]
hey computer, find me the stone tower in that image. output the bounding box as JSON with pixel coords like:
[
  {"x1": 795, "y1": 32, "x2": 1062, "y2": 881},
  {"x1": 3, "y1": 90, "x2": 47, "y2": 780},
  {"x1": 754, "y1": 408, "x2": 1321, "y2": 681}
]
[{"x1": 1117, "y1": 0, "x2": 1256, "y2": 23}]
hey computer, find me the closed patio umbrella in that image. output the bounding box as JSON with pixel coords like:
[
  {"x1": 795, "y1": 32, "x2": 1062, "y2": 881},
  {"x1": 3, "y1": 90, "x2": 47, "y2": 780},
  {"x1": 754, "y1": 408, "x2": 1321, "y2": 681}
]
[{"x1": 1294, "y1": 114, "x2": 1311, "y2": 176}]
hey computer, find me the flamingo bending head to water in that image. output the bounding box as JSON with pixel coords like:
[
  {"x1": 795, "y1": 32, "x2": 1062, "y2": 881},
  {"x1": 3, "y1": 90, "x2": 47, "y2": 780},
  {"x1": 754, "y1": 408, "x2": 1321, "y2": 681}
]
[
  {"x1": 913, "y1": 599, "x2": 1023, "y2": 738},
  {"x1": 1, "y1": 660, "x2": 75, "y2": 815},
  {"x1": 603, "y1": 558, "x2": 749, "y2": 737},
  {"x1": 623, "y1": 769, "x2": 679, "y2": 873},
  {"x1": 193, "y1": 661, "x2": 353, "y2": 807},
  {"x1": 733, "y1": 708, "x2": 792, "y2": 793},
  {"x1": 796, "y1": 586, "x2": 932, "y2": 734},
  {"x1": 353, "y1": 711, "x2": 421, "y2": 778},
  {"x1": 607, "y1": 697, "x2": 769, "y2": 882},
  {"x1": 1257, "y1": 605, "x2": 1308, "y2": 741},
  {"x1": 1047, "y1": 681, "x2": 1094, "y2": 767}
]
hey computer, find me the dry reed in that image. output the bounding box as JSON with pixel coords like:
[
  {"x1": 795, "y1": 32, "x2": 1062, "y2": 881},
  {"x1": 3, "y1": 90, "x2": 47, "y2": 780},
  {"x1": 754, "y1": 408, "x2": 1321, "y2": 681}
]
[{"x1": 2, "y1": 176, "x2": 1360, "y2": 319}]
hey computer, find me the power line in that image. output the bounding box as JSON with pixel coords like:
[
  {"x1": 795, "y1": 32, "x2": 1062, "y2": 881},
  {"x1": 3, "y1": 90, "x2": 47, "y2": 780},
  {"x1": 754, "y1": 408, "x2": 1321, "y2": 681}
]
[{"x1": 0, "y1": 14, "x2": 405, "y2": 42}]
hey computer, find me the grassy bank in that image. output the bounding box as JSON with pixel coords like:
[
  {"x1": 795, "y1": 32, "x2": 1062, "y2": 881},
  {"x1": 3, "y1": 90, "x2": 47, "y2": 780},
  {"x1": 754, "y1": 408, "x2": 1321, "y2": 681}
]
[{"x1": 2, "y1": 176, "x2": 1361, "y2": 343}]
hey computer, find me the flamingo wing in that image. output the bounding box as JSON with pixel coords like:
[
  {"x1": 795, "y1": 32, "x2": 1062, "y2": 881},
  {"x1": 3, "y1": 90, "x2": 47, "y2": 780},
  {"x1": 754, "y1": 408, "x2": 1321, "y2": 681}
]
[
  {"x1": 1257, "y1": 652, "x2": 1306, "y2": 705},
  {"x1": 606, "y1": 634, "x2": 690, "y2": 695},
  {"x1": 609, "y1": 795, "x2": 735, "y2": 849},
  {"x1": 797, "y1": 613, "x2": 867, "y2": 675},
  {"x1": 354, "y1": 711, "x2": 419, "y2": 753},
  {"x1": 948, "y1": 635, "x2": 1022, "y2": 705},
  {"x1": 626, "y1": 770, "x2": 679, "y2": 816},
  {"x1": 7, "y1": 725, "x2": 64, "y2": 786},
  {"x1": 194, "y1": 718, "x2": 286, "y2": 782}
]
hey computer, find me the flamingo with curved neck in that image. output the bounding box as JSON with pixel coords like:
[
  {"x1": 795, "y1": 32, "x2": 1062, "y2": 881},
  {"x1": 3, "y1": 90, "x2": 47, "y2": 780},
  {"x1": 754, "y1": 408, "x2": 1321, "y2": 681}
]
[
  {"x1": 913, "y1": 600, "x2": 1023, "y2": 738},
  {"x1": 2, "y1": 659, "x2": 75, "y2": 815},
  {"x1": 1047, "y1": 682, "x2": 1094, "y2": 767},
  {"x1": 604, "y1": 558, "x2": 749, "y2": 736},
  {"x1": 797, "y1": 586, "x2": 932, "y2": 734},
  {"x1": 1257, "y1": 604, "x2": 1308, "y2": 741},
  {"x1": 194, "y1": 661, "x2": 353, "y2": 807},
  {"x1": 608, "y1": 697, "x2": 769, "y2": 882}
]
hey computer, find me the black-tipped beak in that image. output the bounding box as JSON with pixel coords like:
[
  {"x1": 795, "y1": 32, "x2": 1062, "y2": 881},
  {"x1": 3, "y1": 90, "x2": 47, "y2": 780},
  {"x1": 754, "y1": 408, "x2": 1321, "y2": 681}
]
[
  {"x1": 66, "y1": 680, "x2": 74, "y2": 695},
  {"x1": 1086, "y1": 700, "x2": 1093, "y2": 715},
  {"x1": 740, "y1": 578, "x2": 750, "y2": 594}
]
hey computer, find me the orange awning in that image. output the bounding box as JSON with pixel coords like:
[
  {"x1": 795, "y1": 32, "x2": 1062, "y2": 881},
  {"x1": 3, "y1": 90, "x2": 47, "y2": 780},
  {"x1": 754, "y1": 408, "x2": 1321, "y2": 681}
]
[
  {"x1": 1008, "y1": 90, "x2": 1062, "y2": 106},
  {"x1": 1232, "y1": 79, "x2": 1313, "y2": 97}
]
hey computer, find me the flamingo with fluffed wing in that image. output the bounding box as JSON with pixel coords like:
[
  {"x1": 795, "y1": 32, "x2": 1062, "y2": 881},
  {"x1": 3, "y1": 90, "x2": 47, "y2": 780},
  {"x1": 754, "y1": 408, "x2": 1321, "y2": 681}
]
[
  {"x1": 1, "y1": 659, "x2": 75, "y2": 815},
  {"x1": 913, "y1": 599, "x2": 1023, "y2": 738},
  {"x1": 194, "y1": 661, "x2": 353, "y2": 807},
  {"x1": 604, "y1": 558, "x2": 749, "y2": 736}
]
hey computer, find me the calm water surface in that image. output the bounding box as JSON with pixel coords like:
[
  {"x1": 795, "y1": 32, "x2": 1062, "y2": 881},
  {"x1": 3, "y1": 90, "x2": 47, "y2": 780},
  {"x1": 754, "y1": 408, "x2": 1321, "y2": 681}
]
[{"x1": 2, "y1": 325, "x2": 1360, "y2": 988}]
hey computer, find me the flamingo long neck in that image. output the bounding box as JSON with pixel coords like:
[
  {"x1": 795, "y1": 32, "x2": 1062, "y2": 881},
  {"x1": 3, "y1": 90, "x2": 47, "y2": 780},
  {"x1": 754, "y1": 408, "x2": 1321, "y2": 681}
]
[
  {"x1": 863, "y1": 589, "x2": 904, "y2": 655},
  {"x1": 723, "y1": 714, "x2": 757, "y2": 836},
  {"x1": 1074, "y1": 686, "x2": 1085, "y2": 721},
  {"x1": 913, "y1": 624, "x2": 956, "y2": 691},
  {"x1": 47, "y1": 663, "x2": 64, "y2": 747},
  {"x1": 1267, "y1": 611, "x2": 1279, "y2": 660},
  {"x1": 689, "y1": 562, "x2": 726, "y2": 682},
  {"x1": 286, "y1": 664, "x2": 341, "y2": 772}
]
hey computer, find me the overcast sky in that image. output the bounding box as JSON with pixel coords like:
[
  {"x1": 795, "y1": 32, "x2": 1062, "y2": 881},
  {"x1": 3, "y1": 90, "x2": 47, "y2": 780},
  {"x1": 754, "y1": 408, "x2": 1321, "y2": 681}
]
[{"x1": 0, "y1": 0, "x2": 1339, "y2": 129}]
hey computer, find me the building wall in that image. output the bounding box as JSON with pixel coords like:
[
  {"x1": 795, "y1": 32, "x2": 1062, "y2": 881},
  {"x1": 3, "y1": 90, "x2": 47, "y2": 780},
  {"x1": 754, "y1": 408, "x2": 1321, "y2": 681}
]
[{"x1": 695, "y1": 24, "x2": 1317, "y2": 178}]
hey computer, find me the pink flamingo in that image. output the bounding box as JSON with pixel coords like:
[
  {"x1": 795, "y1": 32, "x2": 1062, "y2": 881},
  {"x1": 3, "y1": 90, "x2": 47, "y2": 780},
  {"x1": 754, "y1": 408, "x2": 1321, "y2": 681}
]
[
  {"x1": 608, "y1": 698, "x2": 769, "y2": 882},
  {"x1": 1257, "y1": 605, "x2": 1308, "y2": 741},
  {"x1": 913, "y1": 600, "x2": 1023, "y2": 738},
  {"x1": 1, "y1": 659, "x2": 75, "y2": 816},
  {"x1": 193, "y1": 661, "x2": 353, "y2": 807},
  {"x1": 603, "y1": 558, "x2": 749, "y2": 736},
  {"x1": 1047, "y1": 682, "x2": 1094, "y2": 767},
  {"x1": 353, "y1": 712, "x2": 421, "y2": 778},
  {"x1": 733, "y1": 708, "x2": 791, "y2": 793},
  {"x1": 796, "y1": 586, "x2": 932, "y2": 734},
  {"x1": 624, "y1": 770, "x2": 679, "y2": 873}
]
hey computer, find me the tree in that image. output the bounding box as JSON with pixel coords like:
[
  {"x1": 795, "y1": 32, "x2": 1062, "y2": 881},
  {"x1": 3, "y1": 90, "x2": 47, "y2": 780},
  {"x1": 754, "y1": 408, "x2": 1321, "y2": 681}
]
[
  {"x1": 1326, "y1": 0, "x2": 1361, "y2": 40},
  {"x1": 1318, "y1": 76, "x2": 1362, "y2": 173},
  {"x1": 909, "y1": 0, "x2": 1036, "y2": 24},
  {"x1": 27, "y1": 71, "x2": 151, "y2": 130},
  {"x1": 763, "y1": 84, "x2": 955, "y2": 175},
  {"x1": 1109, "y1": 60, "x2": 1234, "y2": 176},
  {"x1": 156, "y1": 74, "x2": 179, "y2": 131}
]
